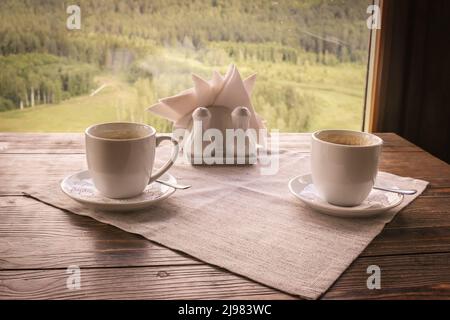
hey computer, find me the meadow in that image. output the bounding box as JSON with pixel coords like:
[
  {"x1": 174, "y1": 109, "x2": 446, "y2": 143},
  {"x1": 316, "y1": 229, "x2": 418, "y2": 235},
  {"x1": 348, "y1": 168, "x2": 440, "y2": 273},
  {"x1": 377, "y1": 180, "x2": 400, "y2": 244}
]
[{"x1": 0, "y1": 48, "x2": 366, "y2": 133}]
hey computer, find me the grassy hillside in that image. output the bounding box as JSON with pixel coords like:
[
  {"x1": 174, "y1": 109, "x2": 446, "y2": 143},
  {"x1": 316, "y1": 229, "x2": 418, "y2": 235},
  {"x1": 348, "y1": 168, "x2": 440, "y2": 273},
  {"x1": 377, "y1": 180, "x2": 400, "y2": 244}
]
[{"x1": 0, "y1": 49, "x2": 365, "y2": 132}]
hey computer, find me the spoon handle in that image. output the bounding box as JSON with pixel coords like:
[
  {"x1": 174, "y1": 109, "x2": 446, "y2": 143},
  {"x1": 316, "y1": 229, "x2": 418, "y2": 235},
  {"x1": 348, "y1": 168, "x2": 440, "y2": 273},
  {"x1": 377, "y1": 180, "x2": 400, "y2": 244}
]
[
  {"x1": 156, "y1": 179, "x2": 191, "y2": 190},
  {"x1": 373, "y1": 186, "x2": 417, "y2": 195}
]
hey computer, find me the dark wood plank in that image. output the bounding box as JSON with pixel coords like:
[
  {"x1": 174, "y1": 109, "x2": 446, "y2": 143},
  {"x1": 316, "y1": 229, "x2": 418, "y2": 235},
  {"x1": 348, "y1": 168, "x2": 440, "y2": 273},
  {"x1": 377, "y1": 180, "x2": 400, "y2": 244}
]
[
  {"x1": 0, "y1": 196, "x2": 197, "y2": 270},
  {"x1": 1, "y1": 252, "x2": 449, "y2": 300},
  {"x1": 378, "y1": 151, "x2": 450, "y2": 187},
  {"x1": 385, "y1": 196, "x2": 450, "y2": 229},
  {"x1": 324, "y1": 253, "x2": 450, "y2": 299},
  {"x1": 363, "y1": 196, "x2": 450, "y2": 257},
  {"x1": 0, "y1": 264, "x2": 293, "y2": 300},
  {"x1": 0, "y1": 133, "x2": 423, "y2": 154},
  {"x1": 1, "y1": 195, "x2": 450, "y2": 271},
  {"x1": 366, "y1": 226, "x2": 450, "y2": 257},
  {"x1": 421, "y1": 187, "x2": 450, "y2": 197}
]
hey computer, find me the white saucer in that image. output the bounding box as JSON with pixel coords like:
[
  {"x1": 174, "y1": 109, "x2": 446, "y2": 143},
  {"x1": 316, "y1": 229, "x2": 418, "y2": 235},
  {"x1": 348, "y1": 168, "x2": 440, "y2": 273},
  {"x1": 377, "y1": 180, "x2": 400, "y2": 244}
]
[
  {"x1": 288, "y1": 173, "x2": 403, "y2": 218},
  {"x1": 61, "y1": 171, "x2": 177, "y2": 211}
]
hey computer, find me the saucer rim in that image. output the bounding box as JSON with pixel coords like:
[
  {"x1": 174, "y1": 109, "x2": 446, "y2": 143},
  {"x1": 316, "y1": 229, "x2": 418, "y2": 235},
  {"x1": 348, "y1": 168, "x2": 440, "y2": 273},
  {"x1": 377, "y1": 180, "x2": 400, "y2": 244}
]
[
  {"x1": 288, "y1": 173, "x2": 404, "y2": 217},
  {"x1": 60, "y1": 170, "x2": 176, "y2": 209}
]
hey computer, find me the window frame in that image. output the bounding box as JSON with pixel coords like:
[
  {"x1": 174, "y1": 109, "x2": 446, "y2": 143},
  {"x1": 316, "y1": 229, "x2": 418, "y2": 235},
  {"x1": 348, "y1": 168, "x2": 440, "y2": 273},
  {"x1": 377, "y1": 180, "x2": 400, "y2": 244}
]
[{"x1": 363, "y1": 0, "x2": 384, "y2": 132}]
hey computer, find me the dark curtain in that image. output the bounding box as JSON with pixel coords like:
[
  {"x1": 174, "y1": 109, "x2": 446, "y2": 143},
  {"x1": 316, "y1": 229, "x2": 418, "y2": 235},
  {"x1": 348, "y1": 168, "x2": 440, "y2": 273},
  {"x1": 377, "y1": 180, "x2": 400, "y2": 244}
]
[{"x1": 376, "y1": 0, "x2": 450, "y2": 163}]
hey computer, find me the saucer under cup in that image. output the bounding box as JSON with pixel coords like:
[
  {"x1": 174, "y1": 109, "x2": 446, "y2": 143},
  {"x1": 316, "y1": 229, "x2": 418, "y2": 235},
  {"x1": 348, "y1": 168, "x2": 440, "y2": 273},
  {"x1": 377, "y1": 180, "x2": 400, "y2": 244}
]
[
  {"x1": 61, "y1": 170, "x2": 177, "y2": 211},
  {"x1": 289, "y1": 173, "x2": 403, "y2": 218}
]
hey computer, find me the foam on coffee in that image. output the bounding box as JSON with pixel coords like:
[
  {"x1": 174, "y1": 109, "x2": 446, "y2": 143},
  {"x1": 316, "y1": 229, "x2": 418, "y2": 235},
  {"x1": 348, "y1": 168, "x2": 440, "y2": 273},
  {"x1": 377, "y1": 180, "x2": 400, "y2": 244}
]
[
  {"x1": 317, "y1": 132, "x2": 375, "y2": 146},
  {"x1": 97, "y1": 130, "x2": 144, "y2": 140}
]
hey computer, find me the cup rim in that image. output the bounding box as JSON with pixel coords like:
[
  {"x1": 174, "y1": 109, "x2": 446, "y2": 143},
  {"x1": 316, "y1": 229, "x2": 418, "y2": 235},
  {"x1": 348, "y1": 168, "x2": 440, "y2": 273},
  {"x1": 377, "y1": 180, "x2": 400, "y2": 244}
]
[
  {"x1": 85, "y1": 122, "x2": 156, "y2": 142},
  {"x1": 312, "y1": 129, "x2": 383, "y2": 148}
]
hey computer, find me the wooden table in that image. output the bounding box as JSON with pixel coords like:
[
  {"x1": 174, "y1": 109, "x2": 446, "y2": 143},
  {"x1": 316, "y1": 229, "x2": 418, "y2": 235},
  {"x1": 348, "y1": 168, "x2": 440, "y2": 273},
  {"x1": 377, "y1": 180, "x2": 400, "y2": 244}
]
[{"x1": 0, "y1": 133, "x2": 449, "y2": 300}]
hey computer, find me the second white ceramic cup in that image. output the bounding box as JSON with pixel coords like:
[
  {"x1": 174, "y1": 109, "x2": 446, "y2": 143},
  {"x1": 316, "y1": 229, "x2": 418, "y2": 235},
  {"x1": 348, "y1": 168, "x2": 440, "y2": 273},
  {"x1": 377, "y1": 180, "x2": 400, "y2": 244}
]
[
  {"x1": 311, "y1": 129, "x2": 383, "y2": 207},
  {"x1": 85, "y1": 122, "x2": 179, "y2": 199}
]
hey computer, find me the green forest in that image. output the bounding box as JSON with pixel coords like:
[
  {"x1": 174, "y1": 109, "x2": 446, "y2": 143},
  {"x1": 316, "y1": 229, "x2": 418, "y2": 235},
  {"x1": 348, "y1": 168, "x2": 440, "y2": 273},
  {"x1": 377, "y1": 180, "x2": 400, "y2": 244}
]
[{"x1": 0, "y1": 0, "x2": 371, "y2": 132}]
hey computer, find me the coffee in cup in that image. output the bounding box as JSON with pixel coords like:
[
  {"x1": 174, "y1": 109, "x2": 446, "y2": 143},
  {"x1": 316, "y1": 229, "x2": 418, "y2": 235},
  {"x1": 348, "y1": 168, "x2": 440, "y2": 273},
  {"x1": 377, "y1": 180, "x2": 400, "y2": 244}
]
[
  {"x1": 85, "y1": 122, "x2": 179, "y2": 199},
  {"x1": 311, "y1": 129, "x2": 383, "y2": 207}
]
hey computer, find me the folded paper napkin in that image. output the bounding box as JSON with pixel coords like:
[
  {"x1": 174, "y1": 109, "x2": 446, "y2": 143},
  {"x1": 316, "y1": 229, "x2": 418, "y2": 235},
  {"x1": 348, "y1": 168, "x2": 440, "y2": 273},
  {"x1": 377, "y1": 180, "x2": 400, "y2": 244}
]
[
  {"x1": 148, "y1": 64, "x2": 266, "y2": 130},
  {"x1": 28, "y1": 140, "x2": 429, "y2": 299}
]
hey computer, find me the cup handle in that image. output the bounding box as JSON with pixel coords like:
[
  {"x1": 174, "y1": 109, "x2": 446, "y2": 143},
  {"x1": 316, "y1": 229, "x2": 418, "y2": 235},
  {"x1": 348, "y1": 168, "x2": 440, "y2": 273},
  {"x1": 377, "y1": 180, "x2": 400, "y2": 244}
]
[{"x1": 149, "y1": 135, "x2": 179, "y2": 184}]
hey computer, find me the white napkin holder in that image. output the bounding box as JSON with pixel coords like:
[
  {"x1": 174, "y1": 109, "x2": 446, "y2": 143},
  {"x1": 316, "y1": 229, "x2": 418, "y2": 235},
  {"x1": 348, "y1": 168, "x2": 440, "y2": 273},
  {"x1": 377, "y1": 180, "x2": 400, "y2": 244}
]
[{"x1": 148, "y1": 65, "x2": 266, "y2": 165}]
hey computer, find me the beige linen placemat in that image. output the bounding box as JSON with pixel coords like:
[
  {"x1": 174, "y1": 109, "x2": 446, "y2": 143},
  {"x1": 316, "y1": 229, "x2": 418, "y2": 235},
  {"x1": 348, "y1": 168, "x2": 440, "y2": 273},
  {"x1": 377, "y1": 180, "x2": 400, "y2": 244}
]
[{"x1": 28, "y1": 146, "x2": 428, "y2": 299}]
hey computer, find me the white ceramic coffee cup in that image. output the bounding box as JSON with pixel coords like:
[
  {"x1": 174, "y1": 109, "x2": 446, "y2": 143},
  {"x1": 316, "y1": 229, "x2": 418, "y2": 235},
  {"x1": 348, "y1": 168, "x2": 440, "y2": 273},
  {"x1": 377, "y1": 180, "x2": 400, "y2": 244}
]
[
  {"x1": 311, "y1": 129, "x2": 383, "y2": 207},
  {"x1": 85, "y1": 122, "x2": 179, "y2": 199}
]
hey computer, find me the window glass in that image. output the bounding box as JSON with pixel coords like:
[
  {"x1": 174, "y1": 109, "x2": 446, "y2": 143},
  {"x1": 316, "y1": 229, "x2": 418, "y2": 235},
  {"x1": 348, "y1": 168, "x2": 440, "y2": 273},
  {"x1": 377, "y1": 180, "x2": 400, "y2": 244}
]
[{"x1": 0, "y1": 0, "x2": 372, "y2": 132}]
